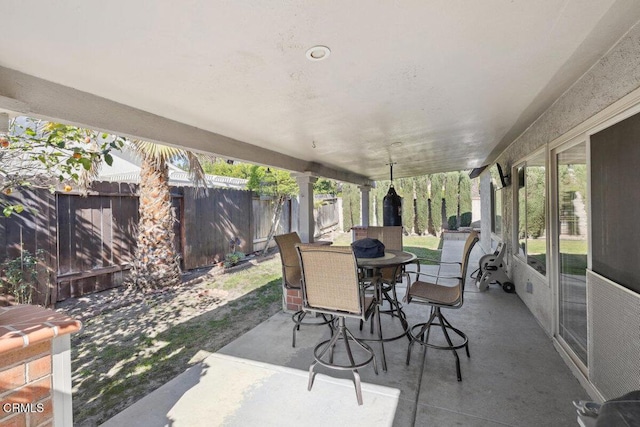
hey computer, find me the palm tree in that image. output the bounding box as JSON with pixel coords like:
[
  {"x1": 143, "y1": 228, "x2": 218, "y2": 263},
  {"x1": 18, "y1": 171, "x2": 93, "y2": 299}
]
[{"x1": 127, "y1": 141, "x2": 209, "y2": 290}]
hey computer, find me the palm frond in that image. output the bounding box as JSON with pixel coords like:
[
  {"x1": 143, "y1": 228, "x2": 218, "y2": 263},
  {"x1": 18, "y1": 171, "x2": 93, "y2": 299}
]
[
  {"x1": 128, "y1": 140, "x2": 217, "y2": 194},
  {"x1": 128, "y1": 140, "x2": 185, "y2": 169}
]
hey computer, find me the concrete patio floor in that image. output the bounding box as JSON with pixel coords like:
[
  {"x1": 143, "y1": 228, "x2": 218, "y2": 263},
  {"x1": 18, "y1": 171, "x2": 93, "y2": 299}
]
[{"x1": 102, "y1": 236, "x2": 589, "y2": 426}]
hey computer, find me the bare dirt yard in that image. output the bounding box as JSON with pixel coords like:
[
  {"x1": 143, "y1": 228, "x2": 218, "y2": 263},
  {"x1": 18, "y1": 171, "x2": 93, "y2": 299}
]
[{"x1": 56, "y1": 252, "x2": 284, "y2": 426}]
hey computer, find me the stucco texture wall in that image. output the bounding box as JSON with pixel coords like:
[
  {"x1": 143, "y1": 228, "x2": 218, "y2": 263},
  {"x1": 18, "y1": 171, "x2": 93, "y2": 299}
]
[{"x1": 492, "y1": 20, "x2": 640, "y2": 334}]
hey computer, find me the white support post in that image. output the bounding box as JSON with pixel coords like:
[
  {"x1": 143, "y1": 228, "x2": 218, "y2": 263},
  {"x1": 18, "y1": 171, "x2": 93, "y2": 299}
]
[
  {"x1": 294, "y1": 173, "x2": 317, "y2": 243},
  {"x1": 52, "y1": 335, "x2": 73, "y2": 427},
  {"x1": 359, "y1": 185, "x2": 372, "y2": 227}
]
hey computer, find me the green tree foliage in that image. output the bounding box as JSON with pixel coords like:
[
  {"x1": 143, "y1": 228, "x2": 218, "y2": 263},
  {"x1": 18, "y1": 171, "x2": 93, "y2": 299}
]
[
  {"x1": 246, "y1": 165, "x2": 298, "y2": 198},
  {"x1": 526, "y1": 166, "x2": 546, "y2": 238},
  {"x1": 459, "y1": 172, "x2": 472, "y2": 217},
  {"x1": 0, "y1": 116, "x2": 124, "y2": 216},
  {"x1": 201, "y1": 158, "x2": 254, "y2": 179},
  {"x1": 428, "y1": 174, "x2": 444, "y2": 233},
  {"x1": 246, "y1": 165, "x2": 298, "y2": 255},
  {"x1": 313, "y1": 178, "x2": 338, "y2": 196},
  {"x1": 395, "y1": 178, "x2": 415, "y2": 234},
  {"x1": 414, "y1": 176, "x2": 429, "y2": 234},
  {"x1": 444, "y1": 172, "x2": 459, "y2": 224},
  {"x1": 341, "y1": 183, "x2": 361, "y2": 231},
  {"x1": 373, "y1": 180, "x2": 390, "y2": 225}
]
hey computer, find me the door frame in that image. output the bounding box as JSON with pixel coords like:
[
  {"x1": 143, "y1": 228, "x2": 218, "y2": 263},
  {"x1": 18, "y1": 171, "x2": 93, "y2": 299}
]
[{"x1": 549, "y1": 136, "x2": 590, "y2": 376}]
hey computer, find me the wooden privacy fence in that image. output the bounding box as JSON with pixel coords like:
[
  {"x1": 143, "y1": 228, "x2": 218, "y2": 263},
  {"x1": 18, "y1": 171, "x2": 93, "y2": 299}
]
[
  {"x1": 0, "y1": 182, "x2": 295, "y2": 305},
  {"x1": 314, "y1": 197, "x2": 339, "y2": 237}
]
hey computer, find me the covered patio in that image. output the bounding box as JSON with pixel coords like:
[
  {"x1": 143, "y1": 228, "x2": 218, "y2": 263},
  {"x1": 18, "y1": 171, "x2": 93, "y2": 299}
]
[
  {"x1": 2, "y1": 1, "x2": 640, "y2": 426},
  {"x1": 101, "y1": 236, "x2": 588, "y2": 426}
]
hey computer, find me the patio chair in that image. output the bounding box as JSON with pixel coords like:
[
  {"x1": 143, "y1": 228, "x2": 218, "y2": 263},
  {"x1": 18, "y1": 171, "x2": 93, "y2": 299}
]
[
  {"x1": 365, "y1": 226, "x2": 408, "y2": 320},
  {"x1": 405, "y1": 230, "x2": 479, "y2": 381},
  {"x1": 296, "y1": 244, "x2": 382, "y2": 405},
  {"x1": 274, "y1": 232, "x2": 333, "y2": 347}
]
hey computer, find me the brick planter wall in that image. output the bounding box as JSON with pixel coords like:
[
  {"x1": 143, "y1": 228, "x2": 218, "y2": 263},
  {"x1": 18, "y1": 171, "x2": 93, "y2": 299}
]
[
  {"x1": 0, "y1": 306, "x2": 81, "y2": 427},
  {"x1": 0, "y1": 341, "x2": 53, "y2": 426},
  {"x1": 351, "y1": 226, "x2": 368, "y2": 242},
  {"x1": 285, "y1": 289, "x2": 303, "y2": 312}
]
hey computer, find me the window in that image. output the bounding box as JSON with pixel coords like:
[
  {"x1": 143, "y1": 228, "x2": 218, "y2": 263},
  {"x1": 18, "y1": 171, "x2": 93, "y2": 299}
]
[
  {"x1": 515, "y1": 150, "x2": 547, "y2": 275},
  {"x1": 490, "y1": 183, "x2": 503, "y2": 238},
  {"x1": 489, "y1": 166, "x2": 503, "y2": 238},
  {"x1": 591, "y1": 112, "x2": 640, "y2": 293}
]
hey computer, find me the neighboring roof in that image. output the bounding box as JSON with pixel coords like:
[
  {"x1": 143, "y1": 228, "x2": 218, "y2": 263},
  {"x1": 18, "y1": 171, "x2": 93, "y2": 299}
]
[{"x1": 98, "y1": 151, "x2": 248, "y2": 190}]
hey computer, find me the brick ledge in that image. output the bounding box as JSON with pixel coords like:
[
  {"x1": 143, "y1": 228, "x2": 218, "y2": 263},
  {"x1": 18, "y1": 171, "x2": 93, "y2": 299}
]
[{"x1": 0, "y1": 305, "x2": 82, "y2": 355}]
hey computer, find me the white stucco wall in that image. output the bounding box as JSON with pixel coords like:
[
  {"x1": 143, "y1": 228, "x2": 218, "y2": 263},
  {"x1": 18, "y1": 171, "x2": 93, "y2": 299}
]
[{"x1": 491, "y1": 20, "x2": 640, "y2": 335}]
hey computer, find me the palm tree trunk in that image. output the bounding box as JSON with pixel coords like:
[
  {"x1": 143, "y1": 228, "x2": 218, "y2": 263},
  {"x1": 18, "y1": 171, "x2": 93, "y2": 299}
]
[{"x1": 130, "y1": 156, "x2": 181, "y2": 289}]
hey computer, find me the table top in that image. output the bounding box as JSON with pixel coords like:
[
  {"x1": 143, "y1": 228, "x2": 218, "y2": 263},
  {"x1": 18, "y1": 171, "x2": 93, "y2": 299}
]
[{"x1": 356, "y1": 249, "x2": 417, "y2": 268}]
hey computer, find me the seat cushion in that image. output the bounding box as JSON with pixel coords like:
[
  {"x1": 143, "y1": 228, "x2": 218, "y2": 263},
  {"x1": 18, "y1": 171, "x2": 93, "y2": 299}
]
[{"x1": 408, "y1": 280, "x2": 461, "y2": 305}]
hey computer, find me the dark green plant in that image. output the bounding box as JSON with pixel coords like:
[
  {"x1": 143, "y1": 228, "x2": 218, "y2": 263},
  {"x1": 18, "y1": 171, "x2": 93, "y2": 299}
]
[
  {"x1": 447, "y1": 215, "x2": 458, "y2": 231},
  {"x1": 1, "y1": 249, "x2": 43, "y2": 305},
  {"x1": 460, "y1": 212, "x2": 472, "y2": 227},
  {"x1": 223, "y1": 251, "x2": 246, "y2": 268}
]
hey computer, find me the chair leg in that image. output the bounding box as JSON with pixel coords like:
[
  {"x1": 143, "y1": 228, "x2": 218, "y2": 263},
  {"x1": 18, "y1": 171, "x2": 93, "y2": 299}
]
[
  {"x1": 316, "y1": 325, "x2": 341, "y2": 358},
  {"x1": 292, "y1": 311, "x2": 335, "y2": 348},
  {"x1": 352, "y1": 370, "x2": 364, "y2": 406},
  {"x1": 406, "y1": 309, "x2": 436, "y2": 365},
  {"x1": 343, "y1": 326, "x2": 378, "y2": 375},
  {"x1": 322, "y1": 314, "x2": 335, "y2": 338},
  {"x1": 436, "y1": 309, "x2": 462, "y2": 381},
  {"x1": 292, "y1": 310, "x2": 306, "y2": 348},
  {"x1": 309, "y1": 317, "x2": 378, "y2": 405},
  {"x1": 441, "y1": 312, "x2": 471, "y2": 358},
  {"x1": 375, "y1": 304, "x2": 387, "y2": 372},
  {"x1": 308, "y1": 361, "x2": 318, "y2": 391}
]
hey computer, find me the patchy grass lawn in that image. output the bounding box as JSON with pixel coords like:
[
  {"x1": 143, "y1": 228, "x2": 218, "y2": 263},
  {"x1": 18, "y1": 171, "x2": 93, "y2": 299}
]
[
  {"x1": 59, "y1": 232, "x2": 441, "y2": 426},
  {"x1": 333, "y1": 231, "x2": 442, "y2": 263},
  {"x1": 59, "y1": 256, "x2": 284, "y2": 426}
]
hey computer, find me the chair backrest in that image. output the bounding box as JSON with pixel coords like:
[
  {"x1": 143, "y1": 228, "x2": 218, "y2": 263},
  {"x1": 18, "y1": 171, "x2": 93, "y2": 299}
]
[
  {"x1": 296, "y1": 245, "x2": 364, "y2": 317},
  {"x1": 366, "y1": 226, "x2": 403, "y2": 250},
  {"x1": 366, "y1": 226, "x2": 404, "y2": 281},
  {"x1": 274, "y1": 232, "x2": 302, "y2": 289},
  {"x1": 460, "y1": 231, "x2": 480, "y2": 291}
]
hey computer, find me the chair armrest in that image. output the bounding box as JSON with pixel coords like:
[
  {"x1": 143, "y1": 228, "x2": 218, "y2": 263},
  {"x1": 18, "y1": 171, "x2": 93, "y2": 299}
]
[
  {"x1": 411, "y1": 271, "x2": 461, "y2": 281},
  {"x1": 283, "y1": 263, "x2": 300, "y2": 268},
  {"x1": 416, "y1": 258, "x2": 461, "y2": 266}
]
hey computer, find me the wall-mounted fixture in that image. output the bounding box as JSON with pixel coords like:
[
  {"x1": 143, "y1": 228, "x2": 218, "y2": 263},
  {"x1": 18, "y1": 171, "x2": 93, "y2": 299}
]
[{"x1": 496, "y1": 163, "x2": 511, "y2": 188}]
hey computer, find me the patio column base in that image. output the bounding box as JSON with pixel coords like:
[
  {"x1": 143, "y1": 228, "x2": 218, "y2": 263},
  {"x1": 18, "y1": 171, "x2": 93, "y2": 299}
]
[{"x1": 284, "y1": 288, "x2": 303, "y2": 313}]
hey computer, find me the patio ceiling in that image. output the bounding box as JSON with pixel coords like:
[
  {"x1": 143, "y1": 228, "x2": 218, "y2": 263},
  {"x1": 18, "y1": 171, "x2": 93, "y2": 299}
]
[{"x1": 1, "y1": 1, "x2": 640, "y2": 183}]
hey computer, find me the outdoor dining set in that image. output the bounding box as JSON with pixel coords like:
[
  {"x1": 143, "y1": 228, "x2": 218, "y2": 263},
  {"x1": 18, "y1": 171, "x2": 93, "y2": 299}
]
[{"x1": 274, "y1": 227, "x2": 479, "y2": 405}]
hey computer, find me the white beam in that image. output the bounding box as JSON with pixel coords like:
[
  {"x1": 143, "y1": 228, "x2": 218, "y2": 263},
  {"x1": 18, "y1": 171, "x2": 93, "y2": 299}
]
[
  {"x1": 294, "y1": 173, "x2": 317, "y2": 243},
  {"x1": 0, "y1": 66, "x2": 372, "y2": 186},
  {"x1": 359, "y1": 184, "x2": 372, "y2": 227}
]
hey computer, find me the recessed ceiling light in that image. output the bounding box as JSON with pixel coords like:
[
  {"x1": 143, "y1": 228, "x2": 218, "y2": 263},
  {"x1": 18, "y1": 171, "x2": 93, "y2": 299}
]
[
  {"x1": 306, "y1": 45, "x2": 331, "y2": 61},
  {"x1": 391, "y1": 142, "x2": 403, "y2": 148}
]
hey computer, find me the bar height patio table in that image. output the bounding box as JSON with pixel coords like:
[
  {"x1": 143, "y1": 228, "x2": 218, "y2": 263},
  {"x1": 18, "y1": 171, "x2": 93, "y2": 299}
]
[{"x1": 356, "y1": 249, "x2": 417, "y2": 371}]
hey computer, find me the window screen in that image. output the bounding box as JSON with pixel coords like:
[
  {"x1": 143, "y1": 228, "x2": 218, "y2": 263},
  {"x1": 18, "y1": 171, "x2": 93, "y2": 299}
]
[{"x1": 591, "y1": 113, "x2": 640, "y2": 293}]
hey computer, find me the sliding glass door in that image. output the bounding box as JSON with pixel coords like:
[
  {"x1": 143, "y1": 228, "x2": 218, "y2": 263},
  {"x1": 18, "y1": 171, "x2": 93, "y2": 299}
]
[{"x1": 554, "y1": 141, "x2": 588, "y2": 366}]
